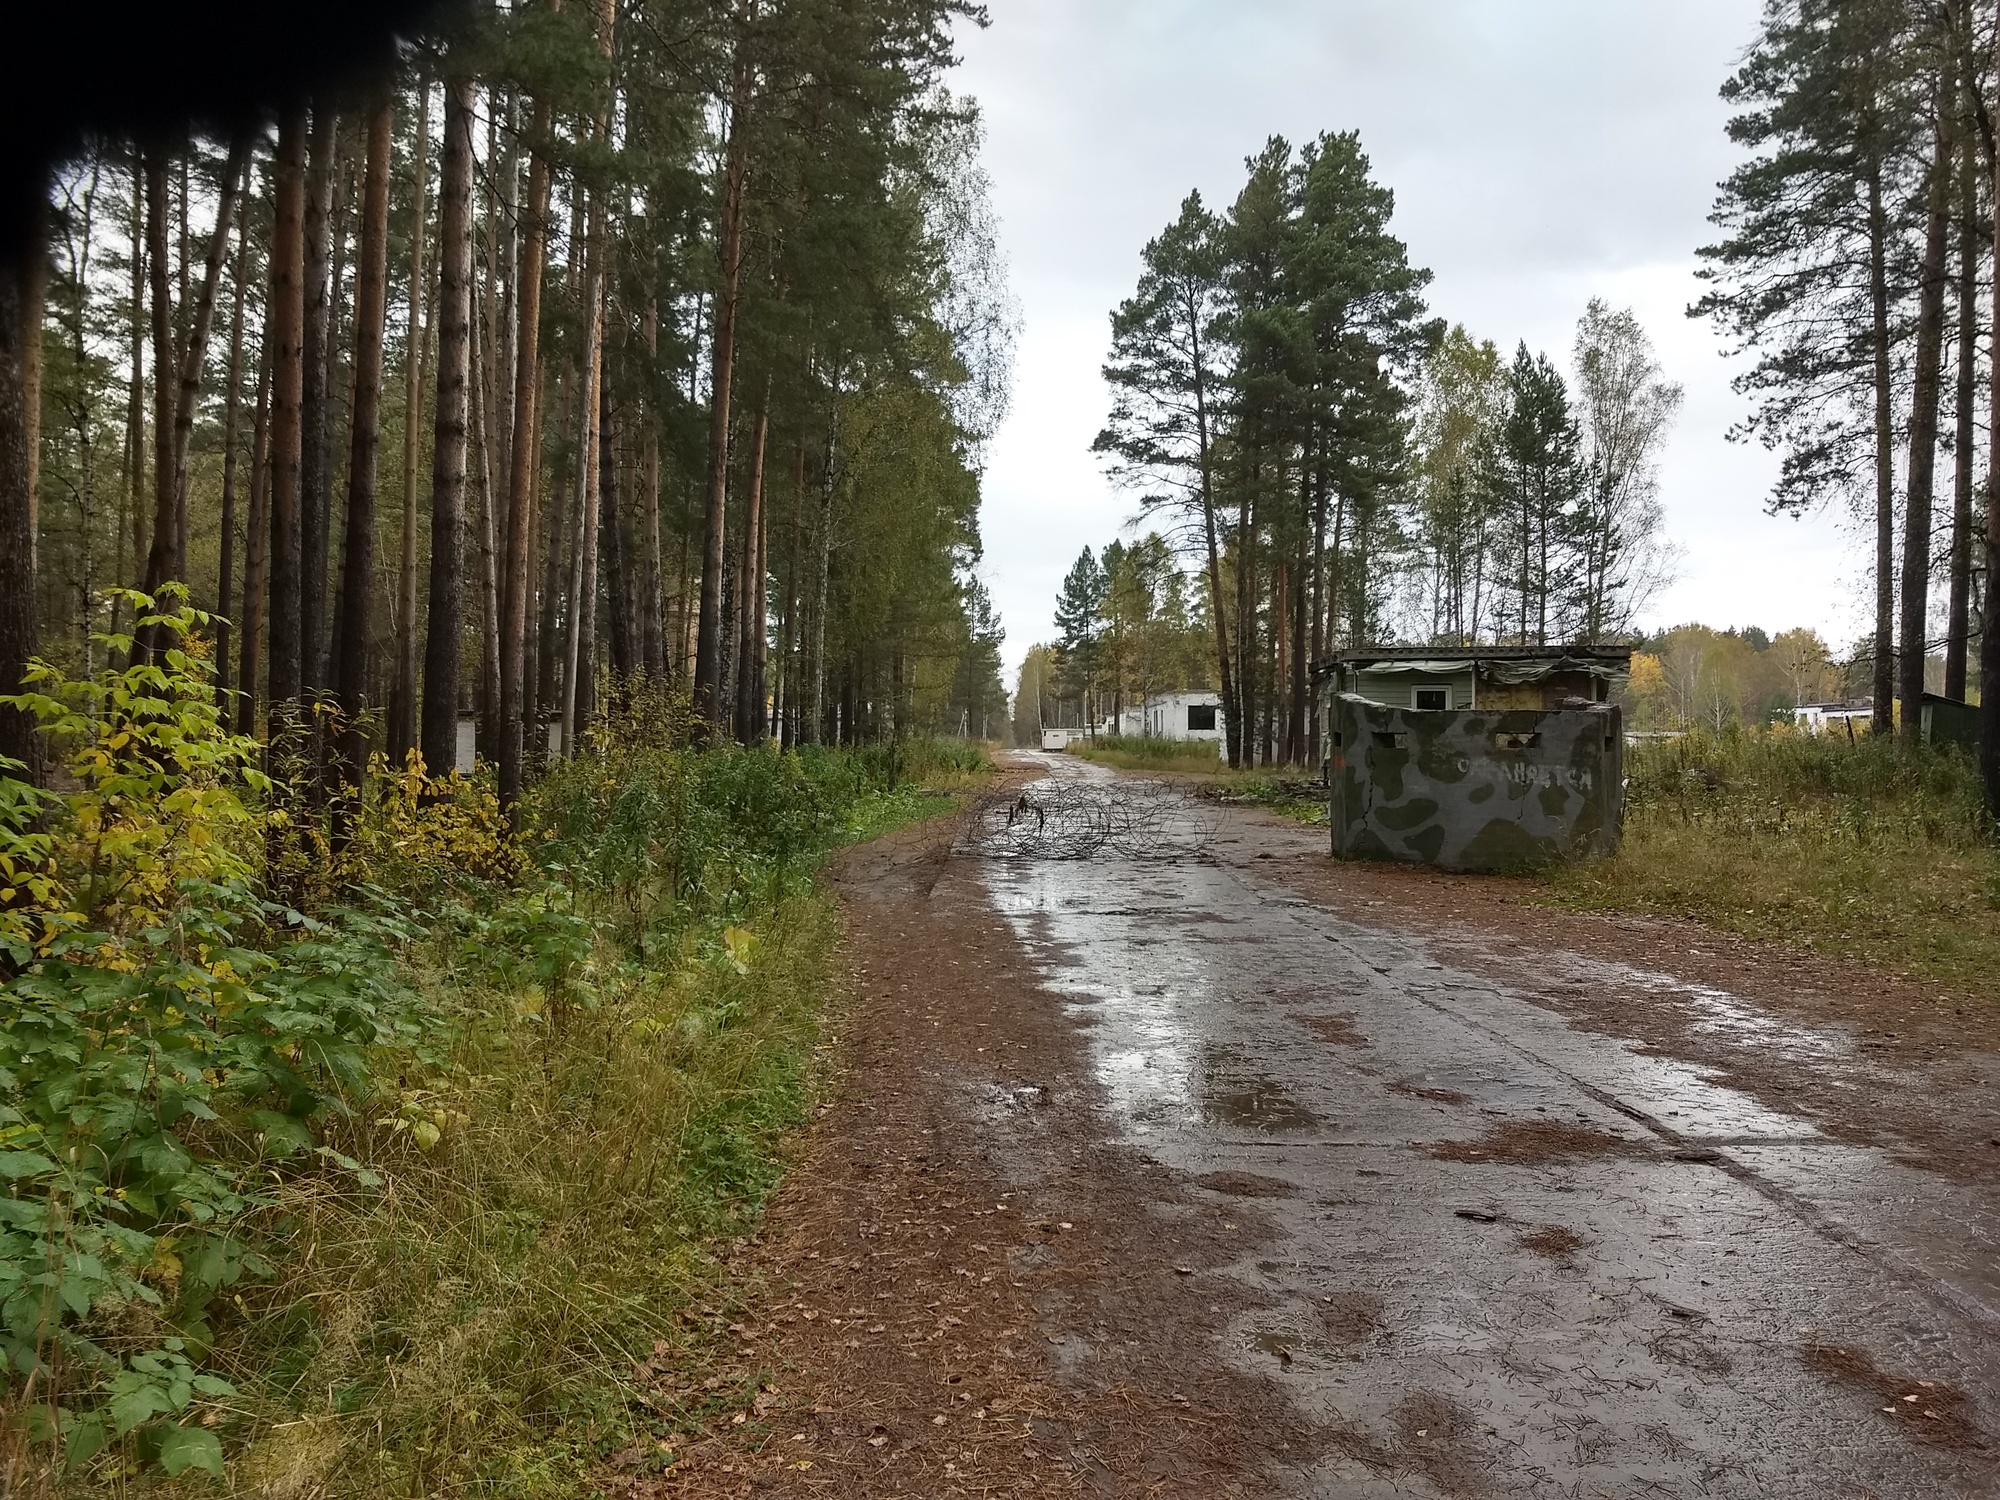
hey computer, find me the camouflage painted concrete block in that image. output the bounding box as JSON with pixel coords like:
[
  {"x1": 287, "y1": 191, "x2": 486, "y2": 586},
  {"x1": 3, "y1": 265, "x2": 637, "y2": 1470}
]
[{"x1": 1328, "y1": 695, "x2": 1623, "y2": 872}]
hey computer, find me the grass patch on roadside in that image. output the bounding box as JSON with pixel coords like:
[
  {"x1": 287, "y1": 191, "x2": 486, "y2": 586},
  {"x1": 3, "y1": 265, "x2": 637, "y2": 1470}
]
[
  {"x1": 229, "y1": 743, "x2": 979, "y2": 1496},
  {"x1": 1065, "y1": 735, "x2": 1228, "y2": 774},
  {"x1": 1545, "y1": 728, "x2": 2000, "y2": 995},
  {"x1": 19, "y1": 718, "x2": 983, "y2": 1496},
  {"x1": 1065, "y1": 737, "x2": 1329, "y2": 825}
]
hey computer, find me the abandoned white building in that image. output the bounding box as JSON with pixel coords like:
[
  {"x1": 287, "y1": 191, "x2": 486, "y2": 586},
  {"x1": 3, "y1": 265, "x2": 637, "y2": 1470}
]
[{"x1": 1115, "y1": 690, "x2": 1226, "y2": 745}]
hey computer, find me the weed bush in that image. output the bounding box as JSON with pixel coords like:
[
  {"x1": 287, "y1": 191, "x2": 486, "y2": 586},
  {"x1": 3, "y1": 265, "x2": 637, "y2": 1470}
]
[
  {"x1": 1553, "y1": 726, "x2": 2000, "y2": 991},
  {"x1": 0, "y1": 625, "x2": 981, "y2": 1493},
  {"x1": 1066, "y1": 735, "x2": 1227, "y2": 773},
  {"x1": 0, "y1": 593, "x2": 446, "y2": 1481}
]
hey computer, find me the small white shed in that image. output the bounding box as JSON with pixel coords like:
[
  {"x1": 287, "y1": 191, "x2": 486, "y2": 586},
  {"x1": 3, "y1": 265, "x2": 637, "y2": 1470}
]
[{"x1": 1115, "y1": 691, "x2": 1225, "y2": 747}]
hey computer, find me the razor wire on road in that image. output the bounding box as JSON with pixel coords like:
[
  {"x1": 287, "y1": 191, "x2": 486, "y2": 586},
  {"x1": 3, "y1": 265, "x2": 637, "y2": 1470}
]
[{"x1": 955, "y1": 776, "x2": 1222, "y2": 861}]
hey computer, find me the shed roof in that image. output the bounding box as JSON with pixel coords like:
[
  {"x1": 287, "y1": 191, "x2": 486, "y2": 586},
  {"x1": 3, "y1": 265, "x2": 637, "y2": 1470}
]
[
  {"x1": 1315, "y1": 645, "x2": 1632, "y2": 682},
  {"x1": 1322, "y1": 645, "x2": 1633, "y2": 665}
]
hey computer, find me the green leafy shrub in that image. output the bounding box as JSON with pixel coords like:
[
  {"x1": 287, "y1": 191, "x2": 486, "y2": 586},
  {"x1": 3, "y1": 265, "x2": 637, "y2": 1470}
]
[{"x1": 0, "y1": 591, "x2": 443, "y2": 1480}]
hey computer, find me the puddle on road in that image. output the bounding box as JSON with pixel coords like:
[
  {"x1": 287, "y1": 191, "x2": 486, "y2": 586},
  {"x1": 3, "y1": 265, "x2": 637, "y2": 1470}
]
[{"x1": 1201, "y1": 1075, "x2": 1322, "y2": 1133}]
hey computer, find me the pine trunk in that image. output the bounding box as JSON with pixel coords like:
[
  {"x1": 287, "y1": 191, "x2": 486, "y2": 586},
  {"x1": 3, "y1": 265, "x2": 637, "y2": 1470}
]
[
  {"x1": 1868, "y1": 162, "x2": 1897, "y2": 738},
  {"x1": 237, "y1": 343, "x2": 272, "y2": 737},
  {"x1": 392, "y1": 82, "x2": 431, "y2": 764},
  {"x1": 336, "y1": 94, "x2": 394, "y2": 805},
  {"x1": 268, "y1": 106, "x2": 309, "y2": 749},
  {"x1": 473, "y1": 281, "x2": 502, "y2": 766},
  {"x1": 119, "y1": 164, "x2": 144, "y2": 644},
  {"x1": 735, "y1": 392, "x2": 770, "y2": 741},
  {"x1": 1899, "y1": 102, "x2": 1951, "y2": 746},
  {"x1": 137, "y1": 150, "x2": 176, "y2": 640},
  {"x1": 301, "y1": 106, "x2": 340, "y2": 694},
  {"x1": 216, "y1": 198, "x2": 253, "y2": 702},
  {"x1": 604, "y1": 380, "x2": 632, "y2": 682},
  {"x1": 561, "y1": 254, "x2": 604, "y2": 757},
  {"x1": 0, "y1": 233, "x2": 39, "y2": 781},
  {"x1": 500, "y1": 74, "x2": 555, "y2": 814},
  {"x1": 1982, "y1": 5, "x2": 2000, "y2": 815},
  {"x1": 1946, "y1": 49, "x2": 1979, "y2": 704},
  {"x1": 421, "y1": 78, "x2": 475, "y2": 781},
  {"x1": 695, "y1": 33, "x2": 754, "y2": 734},
  {"x1": 806, "y1": 399, "x2": 839, "y2": 745},
  {"x1": 642, "y1": 294, "x2": 665, "y2": 681}
]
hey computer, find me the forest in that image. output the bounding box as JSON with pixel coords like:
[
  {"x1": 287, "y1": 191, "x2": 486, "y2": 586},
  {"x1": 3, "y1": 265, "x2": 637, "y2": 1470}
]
[
  {"x1": 1090, "y1": 0, "x2": 2000, "y2": 801},
  {"x1": 0, "y1": 0, "x2": 1014, "y2": 1487},
  {"x1": 4, "y1": 0, "x2": 1012, "y2": 803},
  {"x1": 1090, "y1": 135, "x2": 1687, "y2": 770}
]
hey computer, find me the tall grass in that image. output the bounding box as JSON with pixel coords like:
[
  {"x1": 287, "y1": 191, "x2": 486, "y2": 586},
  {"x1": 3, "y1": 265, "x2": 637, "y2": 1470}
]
[
  {"x1": 38, "y1": 729, "x2": 972, "y2": 1496},
  {"x1": 1552, "y1": 728, "x2": 2000, "y2": 993},
  {"x1": 1066, "y1": 735, "x2": 1227, "y2": 773}
]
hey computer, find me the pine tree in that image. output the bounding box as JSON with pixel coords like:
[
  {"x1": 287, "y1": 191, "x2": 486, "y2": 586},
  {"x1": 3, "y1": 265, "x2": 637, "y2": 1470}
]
[
  {"x1": 1694, "y1": 0, "x2": 1928, "y2": 734},
  {"x1": 1094, "y1": 193, "x2": 1235, "y2": 755},
  {"x1": 1487, "y1": 344, "x2": 1584, "y2": 646},
  {"x1": 1053, "y1": 547, "x2": 1105, "y2": 734}
]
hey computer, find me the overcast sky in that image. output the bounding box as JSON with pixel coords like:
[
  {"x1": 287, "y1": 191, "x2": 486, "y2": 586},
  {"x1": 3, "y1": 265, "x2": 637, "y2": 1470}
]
[{"x1": 951, "y1": 0, "x2": 1874, "y2": 682}]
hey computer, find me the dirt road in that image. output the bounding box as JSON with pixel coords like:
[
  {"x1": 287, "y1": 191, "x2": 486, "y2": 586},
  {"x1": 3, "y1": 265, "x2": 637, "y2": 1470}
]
[{"x1": 642, "y1": 752, "x2": 2000, "y2": 1499}]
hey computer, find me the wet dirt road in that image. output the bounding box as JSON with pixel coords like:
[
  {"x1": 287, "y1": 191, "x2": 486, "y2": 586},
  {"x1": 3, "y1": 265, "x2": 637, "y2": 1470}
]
[{"x1": 974, "y1": 753, "x2": 2000, "y2": 1498}]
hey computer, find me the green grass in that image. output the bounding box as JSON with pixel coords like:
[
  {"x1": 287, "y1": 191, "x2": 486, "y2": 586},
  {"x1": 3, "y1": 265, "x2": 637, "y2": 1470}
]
[
  {"x1": 1065, "y1": 734, "x2": 1229, "y2": 774},
  {"x1": 1065, "y1": 737, "x2": 1328, "y2": 824},
  {"x1": 1546, "y1": 728, "x2": 2000, "y2": 996},
  {"x1": 42, "y1": 742, "x2": 982, "y2": 1497}
]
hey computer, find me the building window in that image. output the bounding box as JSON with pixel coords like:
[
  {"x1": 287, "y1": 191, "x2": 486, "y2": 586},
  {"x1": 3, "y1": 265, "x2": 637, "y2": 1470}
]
[
  {"x1": 1414, "y1": 687, "x2": 1448, "y2": 712},
  {"x1": 1188, "y1": 704, "x2": 1217, "y2": 731}
]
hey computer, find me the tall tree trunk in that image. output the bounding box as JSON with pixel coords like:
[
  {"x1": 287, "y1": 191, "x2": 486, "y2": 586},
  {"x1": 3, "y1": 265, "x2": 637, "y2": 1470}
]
[
  {"x1": 472, "y1": 277, "x2": 502, "y2": 766},
  {"x1": 216, "y1": 194, "x2": 253, "y2": 703},
  {"x1": 421, "y1": 77, "x2": 475, "y2": 781},
  {"x1": 695, "y1": 25, "x2": 755, "y2": 733},
  {"x1": 538, "y1": 359, "x2": 573, "y2": 754},
  {"x1": 1982, "y1": 2, "x2": 2000, "y2": 815},
  {"x1": 166, "y1": 137, "x2": 249, "y2": 579},
  {"x1": 561, "y1": 247, "x2": 604, "y2": 757},
  {"x1": 301, "y1": 106, "x2": 340, "y2": 695},
  {"x1": 642, "y1": 294, "x2": 665, "y2": 682},
  {"x1": 1307, "y1": 460, "x2": 1327, "y2": 765},
  {"x1": 392, "y1": 81, "x2": 431, "y2": 763},
  {"x1": 268, "y1": 105, "x2": 309, "y2": 749},
  {"x1": 119, "y1": 160, "x2": 144, "y2": 643},
  {"x1": 1947, "y1": 43, "x2": 1979, "y2": 704},
  {"x1": 1868, "y1": 161, "x2": 1897, "y2": 738},
  {"x1": 336, "y1": 94, "x2": 394, "y2": 807},
  {"x1": 501, "y1": 62, "x2": 556, "y2": 814},
  {"x1": 603, "y1": 380, "x2": 632, "y2": 682},
  {"x1": 807, "y1": 395, "x2": 839, "y2": 745},
  {"x1": 735, "y1": 390, "x2": 770, "y2": 741},
  {"x1": 237, "y1": 342, "x2": 272, "y2": 737},
  {"x1": 1289, "y1": 512, "x2": 1308, "y2": 762},
  {"x1": 778, "y1": 435, "x2": 804, "y2": 746},
  {"x1": 0, "y1": 226, "x2": 41, "y2": 782},
  {"x1": 1235, "y1": 478, "x2": 1257, "y2": 765},
  {"x1": 1900, "y1": 101, "x2": 1952, "y2": 746},
  {"x1": 138, "y1": 150, "x2": 175, "y2": 631}
]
